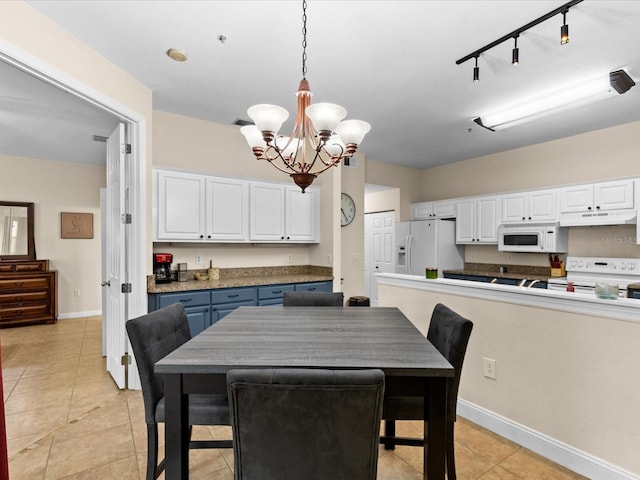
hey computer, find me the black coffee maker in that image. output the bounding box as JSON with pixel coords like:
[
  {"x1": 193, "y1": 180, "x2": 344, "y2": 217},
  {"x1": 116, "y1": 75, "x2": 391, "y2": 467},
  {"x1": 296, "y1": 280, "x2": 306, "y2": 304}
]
[{"x1": 154, "y1": 253, "x2": 173, "y2": 284}]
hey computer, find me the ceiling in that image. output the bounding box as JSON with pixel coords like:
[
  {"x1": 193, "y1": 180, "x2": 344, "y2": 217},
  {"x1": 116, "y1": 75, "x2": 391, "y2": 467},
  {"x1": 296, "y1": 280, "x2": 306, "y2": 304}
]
[{"x1": 3, "y1": 0, "x2": 640, "y2": 169}]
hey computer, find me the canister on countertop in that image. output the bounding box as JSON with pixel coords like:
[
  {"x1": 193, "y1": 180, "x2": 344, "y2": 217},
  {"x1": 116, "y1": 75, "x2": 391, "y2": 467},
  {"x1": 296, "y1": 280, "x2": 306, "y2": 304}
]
[
  {"x1": 207, "y1": 260, "x2": 219, "y2": 280},
  {"x1": 426, "y1": 268, "x2": 438, "y2": 279},
  {"x1": 177, "y1": 263, "x2": 188, "y2": 282}
]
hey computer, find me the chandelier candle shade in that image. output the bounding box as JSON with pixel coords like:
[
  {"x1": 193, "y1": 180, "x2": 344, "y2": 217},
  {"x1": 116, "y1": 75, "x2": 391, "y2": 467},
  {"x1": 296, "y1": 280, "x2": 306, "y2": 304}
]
[{"x1": 240, "y1": 0, "x2": 370, "y2": 192}]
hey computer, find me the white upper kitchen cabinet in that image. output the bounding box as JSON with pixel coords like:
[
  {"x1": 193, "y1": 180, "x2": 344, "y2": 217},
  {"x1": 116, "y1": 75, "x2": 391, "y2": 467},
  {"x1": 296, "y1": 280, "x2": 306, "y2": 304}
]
[
  {"x1": 456, "y1": 195, "x2": 500, "y2": 244},
  {"x1": 411, "y1": 199, "x2": 457, "y2": 220},
  {"x1": 249, "y1": 182, "x2": 319, "y2": 243},
  {"x1": 560, "y1": 179, "x2": 634, "y2": 213},
  {"x1": 501, "y1": 189, "x2": 557, "y2": 223},
  {"x1": 205, "y1": 177, "x2": 249, "y2": 241},
  {"x1": 155, "y1": 170, "x2": 205, "y2": 241}
]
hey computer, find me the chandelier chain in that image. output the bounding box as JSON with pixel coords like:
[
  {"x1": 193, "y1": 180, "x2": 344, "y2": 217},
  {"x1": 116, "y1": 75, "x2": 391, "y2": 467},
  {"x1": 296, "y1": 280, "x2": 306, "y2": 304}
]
[{"x1": 301, "y1": 0, "x2": 307, "y2": 78}]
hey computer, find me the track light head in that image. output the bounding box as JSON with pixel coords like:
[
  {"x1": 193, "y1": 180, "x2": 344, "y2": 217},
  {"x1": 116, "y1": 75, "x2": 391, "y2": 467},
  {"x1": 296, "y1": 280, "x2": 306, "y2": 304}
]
[
  {"x1": 560, "y1": 12, "x2": 569, "y2": 44},
  {"x1": 512, "y1": 36, "x2": 519, "y2": 65},
  {"x1": 473, "y1": 57, "x2": 479, "y2": 82}
]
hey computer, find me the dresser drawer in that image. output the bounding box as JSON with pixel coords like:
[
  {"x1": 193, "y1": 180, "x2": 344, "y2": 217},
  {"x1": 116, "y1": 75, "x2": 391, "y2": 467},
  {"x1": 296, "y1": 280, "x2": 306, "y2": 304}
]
[
  {"x1": 0, "y1": 303, "x2": 50, "y2": 319},
  {"x1": 14, "y1": 262, "x2": 48, "y2": 272},
  {"x1": 0, "y1": 277, "x2": 52, "y2": 291},
  {"x1": 211, "y1": 287, "x2": 257, "y2": 305},
  {"x1": 0, "y1": 291, "x2": 49, "y2": 304}
]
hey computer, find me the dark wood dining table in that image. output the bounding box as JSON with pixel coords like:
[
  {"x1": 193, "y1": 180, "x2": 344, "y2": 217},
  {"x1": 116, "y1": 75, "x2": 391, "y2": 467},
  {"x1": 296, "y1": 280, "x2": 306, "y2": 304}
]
[{"x1": 155, "y1": 306, "x2": 454, "y2": 479}]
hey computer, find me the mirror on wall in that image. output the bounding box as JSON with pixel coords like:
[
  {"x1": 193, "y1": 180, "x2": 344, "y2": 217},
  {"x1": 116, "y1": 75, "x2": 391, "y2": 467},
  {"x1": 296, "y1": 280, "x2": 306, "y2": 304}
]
[{"x1": 0, "y1": 201, "x2": 35, "y2": 260}]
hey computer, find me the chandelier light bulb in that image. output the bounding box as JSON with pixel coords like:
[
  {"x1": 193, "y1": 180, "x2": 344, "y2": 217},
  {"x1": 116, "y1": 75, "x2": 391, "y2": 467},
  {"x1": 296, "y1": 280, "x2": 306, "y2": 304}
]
[
  {"x1": 305, "y1": 103, "x2": 347, "y2": 133},
  {"x1": 247, "y1": 104, "x2": 289, "y2": 135},
  {"x1": 240, "y1": 125, "x2": 266, "y2": 148},
  {"x1": 335, "y1": 119, "x2": 371, "y2": 146}
]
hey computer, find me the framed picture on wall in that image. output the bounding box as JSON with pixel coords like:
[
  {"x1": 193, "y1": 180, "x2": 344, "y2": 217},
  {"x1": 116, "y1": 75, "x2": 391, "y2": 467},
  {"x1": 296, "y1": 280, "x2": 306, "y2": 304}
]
[{"x1": 60, "y1": 212, "x2": 93, "y2": 239}]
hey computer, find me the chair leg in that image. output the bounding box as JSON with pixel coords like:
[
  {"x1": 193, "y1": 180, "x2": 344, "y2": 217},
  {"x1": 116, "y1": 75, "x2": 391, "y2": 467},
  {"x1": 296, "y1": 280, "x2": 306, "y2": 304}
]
[
  {"x1": 383, "y1": 420, "x2": 396, "y2": 450},
  {"x1": 146, "y1": 424, "x2": 164, "y2": 480},
  {"x1": 446, "y1": 421, "x2": 456, "y2": 480}
]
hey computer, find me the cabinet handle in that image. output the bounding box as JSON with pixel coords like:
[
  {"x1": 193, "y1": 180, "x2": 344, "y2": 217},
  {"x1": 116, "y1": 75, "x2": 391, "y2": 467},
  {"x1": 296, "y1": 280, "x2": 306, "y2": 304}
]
[
  {"x1": 587, "y1": 206, "x2": 592, "y2": 211},
  {"x1": 273, "y1": 290, "x2": 282, "y2": 294},
  {"x1": 308, "y1": 287, "x2": 316, "y2": 291},
  {"x1": 199, "y1": 235, "x2": 204, "y2": 239},
  {"x1": 180, "y1": 299, "x2": 193, "y2": 303},
  {"x1": 596, "y1": 205, "x2": 600, "y2": 210},
  {"x1": 528, "y1": 216, "x2": 532, "y2": 220},
  {"x1": 281, "y1": 236, "x2": 285, "y2": 240},
  {"x1": 522, "y1": 217, "x2": 525, "y2": 220},
  {"x1": 207, "y1": 235, "x2": 212, "y2": 239},
  {"x1": 228, "y1": 294, "x2": 239, "y2": 298}
]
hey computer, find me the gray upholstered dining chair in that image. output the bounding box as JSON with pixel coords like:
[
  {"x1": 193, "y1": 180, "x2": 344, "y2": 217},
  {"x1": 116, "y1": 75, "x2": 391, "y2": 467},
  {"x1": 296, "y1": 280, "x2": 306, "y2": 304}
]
[
  {"x1": 282, "y1": 291, "x2": 344, "y2": 306},
  {"x1": 379, "y1": 303, "x2": 473, "y2": 480},
  {"x1": 227, "y1": 368, "x2": 385, "y2": 480},
  {"x1": 126, "y1": 303, "x2": 232, "y2": 480}
]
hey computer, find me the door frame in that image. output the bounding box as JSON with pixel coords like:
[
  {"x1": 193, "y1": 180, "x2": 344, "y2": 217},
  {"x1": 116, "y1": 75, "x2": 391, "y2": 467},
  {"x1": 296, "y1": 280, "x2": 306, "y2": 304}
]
[{"x1": 0, "y1": 43, "x2": 147, "y2": 390}]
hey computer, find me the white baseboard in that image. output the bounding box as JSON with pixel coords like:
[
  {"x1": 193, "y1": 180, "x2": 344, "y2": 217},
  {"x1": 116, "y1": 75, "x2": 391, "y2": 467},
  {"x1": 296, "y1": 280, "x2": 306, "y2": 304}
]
[
  {"x1": 457, "y1": 399, "x2": 639, "y2": 480},
  {"x1": 57, "y1": 310, "x2": 102, "y2": 320}
]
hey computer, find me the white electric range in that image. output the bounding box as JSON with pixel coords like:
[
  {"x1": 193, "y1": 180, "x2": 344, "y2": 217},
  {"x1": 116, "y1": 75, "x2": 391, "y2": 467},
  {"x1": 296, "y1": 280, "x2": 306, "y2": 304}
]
[{"x1": 547, "y1": 256, "x2": 640, "y2": 297}]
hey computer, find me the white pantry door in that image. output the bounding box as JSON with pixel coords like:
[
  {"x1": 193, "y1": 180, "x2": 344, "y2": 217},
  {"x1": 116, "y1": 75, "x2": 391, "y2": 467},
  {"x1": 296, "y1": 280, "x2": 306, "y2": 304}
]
[
  {"x1": 364, "y1": 211, "x2": 395, "y2": 306},
  {"x1": 105, "y1": 123, "x2": 127, "y2": 388}
]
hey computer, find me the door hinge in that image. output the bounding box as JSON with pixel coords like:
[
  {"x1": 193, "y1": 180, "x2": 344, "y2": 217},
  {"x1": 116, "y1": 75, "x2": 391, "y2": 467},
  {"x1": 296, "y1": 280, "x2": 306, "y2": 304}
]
[
  {"x1": 121, "y1": 283, "x2": 132, "y2": 294},
  {"x1": 124, "y1": 144, "x2": 132, "y2": 154},
  {"x1": 121, "y1": 353, "x2": 132, "y2": 366},
  {"x1": 121, "y1": 213, "x2": 132, "y2": 224}
]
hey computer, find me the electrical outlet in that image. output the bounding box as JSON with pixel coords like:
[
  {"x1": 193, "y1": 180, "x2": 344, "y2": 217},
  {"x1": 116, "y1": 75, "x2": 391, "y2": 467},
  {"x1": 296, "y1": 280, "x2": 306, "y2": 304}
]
[
  {"x1": 287, "y1": 254, "x2": 293, "y2": 263},
  {"x1": 195, "y1": 255, "x2": 202, "y2": 265},
  {"x1": 73, "y1": 289, "x2": 80, "y2": 297},
  {"x1": 507, "y1": 253, "x2": 513, "y2": 262},
  {"x1": 483, "y1": 357, "x2": 497, "y2": 380},
  {"x1": 327, "y1": 253, "x2": 332, "y2": 265}
]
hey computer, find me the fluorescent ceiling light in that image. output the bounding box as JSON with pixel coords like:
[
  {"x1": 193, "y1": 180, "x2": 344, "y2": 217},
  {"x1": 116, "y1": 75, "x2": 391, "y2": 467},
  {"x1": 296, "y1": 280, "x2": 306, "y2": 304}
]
[{"x1": 476, "y1": 76, "x2": 615, "y2": 131}]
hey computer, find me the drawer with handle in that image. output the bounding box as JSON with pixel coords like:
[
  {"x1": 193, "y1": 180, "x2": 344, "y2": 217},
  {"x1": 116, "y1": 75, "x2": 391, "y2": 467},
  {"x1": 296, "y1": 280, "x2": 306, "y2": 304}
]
[
  {"x1": 0, "y1": 291, "x2": 49, "y2": 304},
  {"x1": 211, "y1": 287, "x2": 257, "y2": 305},
  {"x1": 158, "y1": 291, "x2": 210, "y2": 309},
  {"x1": 0, "y1": 277, "x2": 52, "y2": 291}
]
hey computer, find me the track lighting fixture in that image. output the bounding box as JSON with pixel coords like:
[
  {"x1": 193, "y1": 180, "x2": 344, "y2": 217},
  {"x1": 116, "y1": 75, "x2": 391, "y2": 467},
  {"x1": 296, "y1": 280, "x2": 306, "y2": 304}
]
[
  {"x1": 560, "y1": 11, "x2": 569, "y2": 44},
  {"x1": 456, "y1": 0, "x2": 582, "y2": 80}
]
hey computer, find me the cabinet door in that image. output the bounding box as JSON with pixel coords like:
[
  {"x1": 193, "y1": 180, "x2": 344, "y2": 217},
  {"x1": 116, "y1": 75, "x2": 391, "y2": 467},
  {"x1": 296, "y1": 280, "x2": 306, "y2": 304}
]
[
  {"x1": 411, "y1": 202, "x2": 434, "y2": 219},
  {"x1": 156, "y1": 170, "x2": 205, "y2": 240},
  {"x1": 594, "y1": 179, "x2": 634, "y2": 211},
  {"x1": 294, "y1": 281, "x2": 332, "y2": 292},
  {"x1": 502, "y1": 193, "x2": 527, "y2": 223},
  {"x1": 476, "y1": 197, "x2": 499, "y2": 243},
  {"x1": 455, "y1": 199, "x2": 476, "y2": 243},
  {"x1": 560, "y1": 184, "x2": 593, "y2": 214},
  {"x1": 433, "y1": 200, "x2": 457, "y2": 218},
  {"x1": 286, "y1": 186, "x2": 318, "y2": 242},
  {"x1": 184, "y1": 305, "x2": 211, "y2": 337},
  {"x1": 205, "y1": 177, "x2": 249, "y2": 241},
  {"x1": 529, "y1": 189, "x2": 557, "y2": 222},
  {"x1": 249, "y1": 182, "x2": 286, "y2": 241}
]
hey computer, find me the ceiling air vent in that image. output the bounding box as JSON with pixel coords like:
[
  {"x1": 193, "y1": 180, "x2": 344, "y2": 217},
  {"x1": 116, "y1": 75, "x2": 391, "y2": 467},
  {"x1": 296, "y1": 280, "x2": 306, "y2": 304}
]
[{"x1": 232, "y1": 118, "x2": 254, "y2": 126}]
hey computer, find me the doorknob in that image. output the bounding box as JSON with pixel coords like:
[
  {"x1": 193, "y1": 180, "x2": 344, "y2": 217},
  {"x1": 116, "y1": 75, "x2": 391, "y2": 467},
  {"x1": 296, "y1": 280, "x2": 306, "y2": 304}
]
[{"x1": 101, "y1": 280, "x2": 110, "y2": 287}]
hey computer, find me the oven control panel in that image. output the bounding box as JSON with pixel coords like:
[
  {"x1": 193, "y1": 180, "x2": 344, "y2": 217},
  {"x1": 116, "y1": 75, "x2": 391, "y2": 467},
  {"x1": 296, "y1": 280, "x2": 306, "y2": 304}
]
[{"x1": 566, "y1": 257, "x2": 638, "y2": 274}]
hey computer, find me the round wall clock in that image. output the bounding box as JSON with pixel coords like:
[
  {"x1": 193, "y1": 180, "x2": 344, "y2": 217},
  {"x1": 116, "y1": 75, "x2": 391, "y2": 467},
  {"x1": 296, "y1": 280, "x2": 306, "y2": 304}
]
[{"x1": 340, "y1": 192, "x2": 356, "y2": 226}]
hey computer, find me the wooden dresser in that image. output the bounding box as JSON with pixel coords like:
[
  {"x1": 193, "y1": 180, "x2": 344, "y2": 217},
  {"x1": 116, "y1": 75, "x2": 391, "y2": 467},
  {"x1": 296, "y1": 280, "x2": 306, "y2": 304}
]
[{"x1": 0, "y1": 260, "x2": 57, "y2": 327}]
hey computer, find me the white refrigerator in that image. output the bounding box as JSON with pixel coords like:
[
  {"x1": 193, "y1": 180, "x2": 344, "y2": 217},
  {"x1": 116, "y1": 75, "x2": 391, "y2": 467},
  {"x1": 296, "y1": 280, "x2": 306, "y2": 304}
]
[{"x1": 395, "y1": 219, "x2": 464, "y2": 276}]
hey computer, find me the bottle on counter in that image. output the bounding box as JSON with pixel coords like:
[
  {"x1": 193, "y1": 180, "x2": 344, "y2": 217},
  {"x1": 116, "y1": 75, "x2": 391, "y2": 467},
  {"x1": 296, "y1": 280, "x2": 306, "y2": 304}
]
[
  {"x1": 566, "y1": 282, "x2": 575, "y2": 292},
  {"x1": 207, "y1": 260, "x2": 219, "y2": 280}
]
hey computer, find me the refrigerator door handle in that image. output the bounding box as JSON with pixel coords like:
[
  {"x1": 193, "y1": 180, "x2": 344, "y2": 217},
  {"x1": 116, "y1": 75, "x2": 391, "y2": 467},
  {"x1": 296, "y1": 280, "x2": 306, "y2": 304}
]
[{"x1": 407, "y1": 234, "x2": 413, "y2": 275}]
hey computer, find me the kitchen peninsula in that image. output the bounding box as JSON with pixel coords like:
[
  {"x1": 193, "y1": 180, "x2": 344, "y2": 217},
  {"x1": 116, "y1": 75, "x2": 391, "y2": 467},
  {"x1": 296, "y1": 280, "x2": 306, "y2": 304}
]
[{"x1": 376, "y1": 272, "x2": 640, "y2": 479}]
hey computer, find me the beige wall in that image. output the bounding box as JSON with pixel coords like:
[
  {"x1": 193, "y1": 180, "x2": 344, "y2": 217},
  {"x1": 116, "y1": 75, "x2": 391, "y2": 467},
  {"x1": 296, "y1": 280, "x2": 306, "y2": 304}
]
[
  {"x1": 0, "y1": 154, "x2": 105, "y2": 317},
  {"x1": 378, "y1": 284, "x2": 640, "y2": 475},
  {"x1": 340, "y1": 158, "x2": 366, "y2": 301},
  {"x1": 365, "y1": 159, "x2": 423, "y2": 221},
  {"x1": 364, "y1": 188, "x2": 400, "y2": 215}
]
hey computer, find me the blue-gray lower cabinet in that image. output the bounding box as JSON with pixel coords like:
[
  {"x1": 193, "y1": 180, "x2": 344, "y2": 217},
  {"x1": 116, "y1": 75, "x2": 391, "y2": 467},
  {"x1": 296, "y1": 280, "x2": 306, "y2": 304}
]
[
  {"x1": 294, "y1": 281, "x2": 332, "y2": 293},
  {"x1": 148, "y1": 281, "x2": 332, "y2": 335},
  {"x1": 257, "y1": 284, "x2": 295, "y2": 306}
]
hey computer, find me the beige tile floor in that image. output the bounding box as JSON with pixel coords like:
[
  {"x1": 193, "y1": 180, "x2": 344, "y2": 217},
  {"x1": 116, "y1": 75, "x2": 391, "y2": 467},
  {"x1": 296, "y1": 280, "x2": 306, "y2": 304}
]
[{"x1": 1, "y1": 316, "x2": 587, "y2": 480}]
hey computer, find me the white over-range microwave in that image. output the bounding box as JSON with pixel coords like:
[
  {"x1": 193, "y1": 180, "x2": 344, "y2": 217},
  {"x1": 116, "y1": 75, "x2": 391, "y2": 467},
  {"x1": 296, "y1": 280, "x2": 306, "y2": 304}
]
[{"x1": 498, "y1": 224, "x2": 568, "y2": 253}]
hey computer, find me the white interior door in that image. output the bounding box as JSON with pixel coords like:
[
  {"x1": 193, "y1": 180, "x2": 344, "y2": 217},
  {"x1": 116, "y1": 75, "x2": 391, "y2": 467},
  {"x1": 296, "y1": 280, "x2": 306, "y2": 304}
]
[
  {"x1": 365, "y1": 211, "x2": 395, "y2": 306},
  {"x1": 105, "y1": 123, "x2": 127, "y2": 388}
]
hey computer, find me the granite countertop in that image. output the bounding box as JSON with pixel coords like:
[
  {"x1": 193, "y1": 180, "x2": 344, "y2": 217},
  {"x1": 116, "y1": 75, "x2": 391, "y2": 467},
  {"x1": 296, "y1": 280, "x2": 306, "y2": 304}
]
[
  {"x1": 148, "y1": 265, "x2": 333, "y2": 294},
  {"x1": 443, "y1": 263, "x2": 555, "y2": 282}
]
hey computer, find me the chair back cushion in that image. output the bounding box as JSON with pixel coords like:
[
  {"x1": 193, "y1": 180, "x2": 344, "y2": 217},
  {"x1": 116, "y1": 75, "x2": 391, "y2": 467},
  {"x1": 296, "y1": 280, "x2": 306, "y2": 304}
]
[
  {"x1": 427, "y1": 303, "x2": 474, "y2": 420},
  {"x1": 126, "y1": 303, "x2": 191, "y2": 424},
  {"x1": 282, "y1": 291, "x2": 344, "y2": 306},
  {"x1": 227, "y1": 368, "x2": 384, "y2": 480}
]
